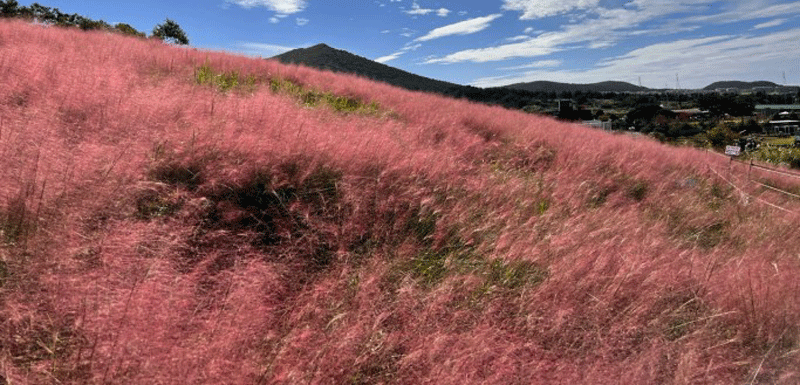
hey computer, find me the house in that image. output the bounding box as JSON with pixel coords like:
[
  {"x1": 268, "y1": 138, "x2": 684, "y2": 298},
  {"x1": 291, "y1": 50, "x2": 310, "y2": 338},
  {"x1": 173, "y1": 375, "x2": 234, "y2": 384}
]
[
  {"x1": 754, "y1": 104, "x2": 800, "y2": 117},
  {"x1": 671, "y1": 108, "x2": 709, "y2": 121},
  {"x1": 581, "y1": 120, "x2": 612, "y2": 130},
  {"x1": 766, "y1": 120, "x2": 800, "y2": 135}
]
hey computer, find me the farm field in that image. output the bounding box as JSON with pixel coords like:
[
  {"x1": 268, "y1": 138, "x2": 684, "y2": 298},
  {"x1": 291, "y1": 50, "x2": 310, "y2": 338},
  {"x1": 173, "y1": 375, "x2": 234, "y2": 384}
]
[
  {"x1": 762, "y1": 137, "x2": 796, "y2": 146},
  {"x1": 1, "y1": 20, "x2": 800, "y2": 384}
]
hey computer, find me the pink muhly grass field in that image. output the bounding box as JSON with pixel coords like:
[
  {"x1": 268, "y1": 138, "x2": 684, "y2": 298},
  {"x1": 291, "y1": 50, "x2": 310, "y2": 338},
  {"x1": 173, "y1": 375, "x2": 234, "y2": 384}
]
[{"x1": 0, "y1": 19, "x2": 799, "y2": 384}]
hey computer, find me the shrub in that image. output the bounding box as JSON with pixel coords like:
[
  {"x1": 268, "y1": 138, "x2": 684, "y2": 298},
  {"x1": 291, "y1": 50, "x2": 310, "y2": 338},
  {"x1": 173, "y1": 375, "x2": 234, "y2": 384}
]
[{"x1": 705, "y1": 123, "x2": 740, "y2": 149}]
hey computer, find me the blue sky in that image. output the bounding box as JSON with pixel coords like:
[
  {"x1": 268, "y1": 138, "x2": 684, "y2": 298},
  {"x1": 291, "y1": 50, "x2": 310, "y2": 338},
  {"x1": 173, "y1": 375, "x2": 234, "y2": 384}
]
[{"x1": 27, "y1": 0, "x2": 800, "y2": 89}]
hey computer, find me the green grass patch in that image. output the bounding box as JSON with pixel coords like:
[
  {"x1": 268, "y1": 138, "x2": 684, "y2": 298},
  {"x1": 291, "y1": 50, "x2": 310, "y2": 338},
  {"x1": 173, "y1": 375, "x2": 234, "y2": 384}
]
[
  {"x1": 1, "y1": 196, "x2": 35, "y2": 246},
  {"x1": 195, "y1": 65, "x2": 380, "y2": 114},
  {"x1": 134, "y1": 193, "x2": 182, "y2": 220},
  {"x1": 752, "y1": 145, "x2": 800, "y2": 169},
  {"x1": 409, "y1": 250, "x2": 449, "y2": 286},
  {"x1": 195, "y1": 64, "x2": 257, "y2": 93},
  {"x1": 686, "y1": 221, "x2": 727, "y2": 249},
  {"x1": 762, "y1": 137, "x2": 795, "y2": 146},
  {"x1": 402, "y1": 241, "x2": 548, "y2": 293},
  {"x1": 628, "y1": 180, "x2": 649, "y2": 202},
  {"x1": 269, "y1": 77, "x2": 380, "y2": 114},
  {"x1": 405, "y1": 208, "x2": 438, "y2": 245},
  {"x1": 485, "y1": 259, "x2": 548, "y2": 290},
  {"x1": 0, "y1": 259, "x2": 8, "y2": 288},
  {"x1": 534, "y1": 199, "x2": 550, "y2": 215}
]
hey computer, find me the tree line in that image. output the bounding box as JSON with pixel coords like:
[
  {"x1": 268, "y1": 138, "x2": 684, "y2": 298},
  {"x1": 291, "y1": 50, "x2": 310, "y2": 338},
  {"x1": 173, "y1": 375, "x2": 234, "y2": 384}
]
[{"x1": 0, "y1": 0, "x2": 188, "y2": 45}]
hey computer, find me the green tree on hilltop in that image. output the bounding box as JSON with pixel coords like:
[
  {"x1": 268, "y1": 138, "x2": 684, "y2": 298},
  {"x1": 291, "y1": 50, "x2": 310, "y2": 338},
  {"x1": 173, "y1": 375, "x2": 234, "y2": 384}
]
[
  {"x1": 114, "y1": 22, "x2": 145, "y2": 38},
  {"x1": 1, "y1": 0, "x2": 19, "y2": 16},
  {"x1": 152, "y1": 18, "x2": 189, "y2": 45}
]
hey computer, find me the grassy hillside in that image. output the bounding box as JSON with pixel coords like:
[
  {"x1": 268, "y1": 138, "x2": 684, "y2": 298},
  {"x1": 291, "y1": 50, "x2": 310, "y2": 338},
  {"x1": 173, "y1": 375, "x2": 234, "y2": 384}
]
[
  {"x1": 1, "y1": 20, "x2": 799, "y2": 384},
  {"x1": 703, "y1": 81, "x2": 781, "y2": 90}
]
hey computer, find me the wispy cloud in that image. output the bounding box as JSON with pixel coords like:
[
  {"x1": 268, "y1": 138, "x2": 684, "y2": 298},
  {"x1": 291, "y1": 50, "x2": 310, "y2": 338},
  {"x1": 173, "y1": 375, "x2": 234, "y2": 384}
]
[
  {"x1": 415, "y1": 14, "x2": 502, "y2": 42},
  {"x1": 753, "y1": 18, "x2": 786, "y2": 29},
  {"x1": 501, "y1": 0, "x2": 600, "y2": 19},
  {"x1": 500, "y1": 60, "x2": 563, "y2": 70},
  {"x1": 687, "y1": 1, "x2": 800, "y2": 24},
  {"x1": 505, "y1": 35, "x2": 530, "y2": 42},
  {"x1": 375, "y1": 43, "x2": 422, "y2": 63},
  {"x1": 375, "y1": 51, "x2": 404, "y2": 63},
  {"x1": 470, "y1": 28, "x2": 800, "y2": 89},
  {"x1": 425, "y1": 0, "x2": 720, "y2": 63},
  {"x1": 296, "y1": 17, "x2": 309, "y2": 26},
  {"x1": 227, "y1": 0, "x2": 306, "y2": 15}
]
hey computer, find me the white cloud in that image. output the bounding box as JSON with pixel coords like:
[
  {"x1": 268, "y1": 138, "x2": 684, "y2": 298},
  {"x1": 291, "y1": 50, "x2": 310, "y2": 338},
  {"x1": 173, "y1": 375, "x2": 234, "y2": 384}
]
[
  {"x1": 375, "y1": 43, "x2": 422, "y2": 63},
  {"x1": 506, "y1": 35, "x2": 530, "y2": 42},
  {"x1": 470, "y1": 29, "x2": 800, "y2": 89},
  {"x1": 502, "y1": 0, "x2": 601, "y2": 19},
  {"x1": 404, "y1": 1, "x2": 451, "y2": 17},
  {"x1": 237, "y1": 42, "x2": 296, "y2": 57},
  {"x1": 415, "y1": 14, "x2": 502, "y2": 42},
  {"x1": 500, "y1": 59, "x2": 563, "y2": 70},
  {"x1": 296, "y1": 17, "x2": 309, "y2": 26},
  {"x1": 425, "y1": 0, "x2": 719, "y2": 63},
  {"x1": 400, "y1": 28, "x2": 416, "y2": 37},
  {"x1": 375, "y1": 51, "x2": 404, "y2": 63},
  {"x1": 753, "y1": 18, "x2": 786, "y2": 29},
  {"x1": 687, "y1": 1, "x2": 800, "y2": 24},
  {"x1": 227, "y1": 0, "x2": 306, "y2": 15}
]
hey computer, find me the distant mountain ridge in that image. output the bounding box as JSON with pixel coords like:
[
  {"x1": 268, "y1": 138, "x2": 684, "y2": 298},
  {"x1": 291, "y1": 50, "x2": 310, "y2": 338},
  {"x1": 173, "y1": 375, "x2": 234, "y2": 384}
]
[
  {"x1": 703, "y1": 81, "x2": 788, "y2": 90},
  {"x1": 272, "y1": 44, "x2": 461, "y2": 94},
  {"x1": 273, "y1": 46, "x2": 651, "y2": 94},
  {"x1": 273, "y1": 44, "x2": 797, "y2": 101},
  {"x1": 703, "y1": 80, "x2": 800, "y2": 91},
  {"x1": 504, "y1": 80, "x2": 650, "y2": 93}
]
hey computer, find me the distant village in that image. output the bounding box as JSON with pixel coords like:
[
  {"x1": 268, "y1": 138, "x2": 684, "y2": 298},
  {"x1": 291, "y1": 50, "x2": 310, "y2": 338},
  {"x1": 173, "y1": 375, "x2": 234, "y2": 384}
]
[{"x1": 528, "y1": 84, "x2": 800, "y2": 144}]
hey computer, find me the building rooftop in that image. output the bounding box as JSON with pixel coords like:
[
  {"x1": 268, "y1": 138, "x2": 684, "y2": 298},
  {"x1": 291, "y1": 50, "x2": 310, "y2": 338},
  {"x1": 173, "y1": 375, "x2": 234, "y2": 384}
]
[{"x1": 755, "y1": 104, "x2": 800, "y2": 110}]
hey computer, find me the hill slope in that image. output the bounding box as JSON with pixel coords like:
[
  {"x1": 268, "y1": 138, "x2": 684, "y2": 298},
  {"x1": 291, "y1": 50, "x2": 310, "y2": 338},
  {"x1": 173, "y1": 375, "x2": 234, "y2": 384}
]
[
  {"x1": 273, "y1": 43, "x2": 462, "y2": 94},
  {"x1": 703, "y1": 80, "x2": 781, "y2": 90},
  {"x1": 1, "y1": 19, "x2": 800, "y2": 384},
  {"x1": 504, "y1": 80, "x2": 650, "y2": 93}
]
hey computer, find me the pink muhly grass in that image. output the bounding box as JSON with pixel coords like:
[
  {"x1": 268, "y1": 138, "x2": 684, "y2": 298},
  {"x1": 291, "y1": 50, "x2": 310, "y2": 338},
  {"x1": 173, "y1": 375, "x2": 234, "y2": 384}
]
[{"x1": 1, "y1": 19, "x2": 799, "y2": 384}]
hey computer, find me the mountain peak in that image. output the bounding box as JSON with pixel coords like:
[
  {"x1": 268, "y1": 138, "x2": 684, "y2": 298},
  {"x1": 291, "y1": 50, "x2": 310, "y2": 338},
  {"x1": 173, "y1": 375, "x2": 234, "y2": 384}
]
[
  {"x1": 271, "y1": 43, "x2": 461, "y2": 94},
  {"x1": 307, "y1": 43, "x2": 332, "y2": 50}
]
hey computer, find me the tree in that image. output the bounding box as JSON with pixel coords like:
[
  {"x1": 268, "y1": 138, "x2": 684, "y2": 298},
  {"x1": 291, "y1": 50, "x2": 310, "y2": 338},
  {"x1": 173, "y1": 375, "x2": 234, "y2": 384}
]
[
  {"x1": 705, "y1": 124, "x2": 740, "y2": 149},
  {"x1": 1, "y1": 0, "x2": 19, "y2": 17},
  {"x1": 114, "y1": 22, "x2": 145, "y2": 38},
  {"x1": 152, "y1": 19, "x2": 188, "y2": 45}
]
